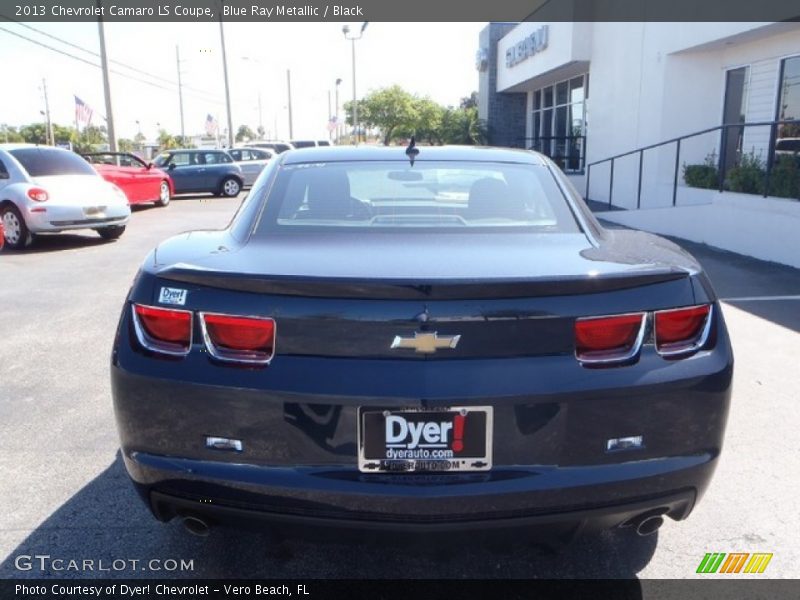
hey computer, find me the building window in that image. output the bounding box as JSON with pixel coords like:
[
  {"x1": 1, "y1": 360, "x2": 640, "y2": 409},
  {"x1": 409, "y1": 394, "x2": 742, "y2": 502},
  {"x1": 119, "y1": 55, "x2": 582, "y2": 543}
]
[
  {"x1": 530, "y1": 73, "x2": 588, "y2": 172},
  {"x1": 776, "y1": 56, "x2": 800, "y2": 139}
]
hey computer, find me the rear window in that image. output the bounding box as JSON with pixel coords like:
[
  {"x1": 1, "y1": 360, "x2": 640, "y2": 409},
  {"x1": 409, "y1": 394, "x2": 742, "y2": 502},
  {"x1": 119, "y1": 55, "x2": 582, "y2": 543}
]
[
  {"x1": 255, "y1": 161, "x2": 579, "y2": 234},
  {"x1": 10, "y1": 148, "x2": 97, "y2": 177},
  {"x1": 291, "y1": 140, "x2": 316, "y2": 149}
]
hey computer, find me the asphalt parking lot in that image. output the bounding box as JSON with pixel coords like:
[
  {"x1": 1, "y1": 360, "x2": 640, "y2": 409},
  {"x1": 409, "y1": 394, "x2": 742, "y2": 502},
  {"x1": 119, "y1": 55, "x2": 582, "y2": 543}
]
[{"x1": 0, "y1": 195, "x2": 798, "y2": 579}]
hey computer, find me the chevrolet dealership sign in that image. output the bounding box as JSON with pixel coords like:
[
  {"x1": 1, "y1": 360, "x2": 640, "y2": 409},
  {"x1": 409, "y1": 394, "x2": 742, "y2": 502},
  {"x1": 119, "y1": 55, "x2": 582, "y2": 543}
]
[{"x1": 506, "y1": 25, "x2": 549, "y2": 67}]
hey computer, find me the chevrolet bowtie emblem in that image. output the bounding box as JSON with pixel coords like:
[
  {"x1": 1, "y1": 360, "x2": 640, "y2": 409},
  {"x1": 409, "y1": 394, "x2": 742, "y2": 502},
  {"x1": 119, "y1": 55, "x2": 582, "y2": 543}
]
[{"x1": 390, "y1": 332, "x2": 461, "y2": 354}]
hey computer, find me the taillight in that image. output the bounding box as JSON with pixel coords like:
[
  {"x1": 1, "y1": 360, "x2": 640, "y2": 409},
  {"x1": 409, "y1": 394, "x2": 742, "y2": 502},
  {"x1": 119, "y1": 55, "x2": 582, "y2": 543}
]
[
  {"x1": 132, "y1": 304, "x2": 192, "y2": 356},
  {"x1": 200, "y1": 312, "x2": 276, "y2": 364},
  {"x1": 27, "y1": 187, "x2": 49, "y2": 202},
  {"x1": 575, "y1": 312, "x2": 646, "y2": 365},
  {"x1": 655, "y1": 304, "x2": 712, "y2": 356}
]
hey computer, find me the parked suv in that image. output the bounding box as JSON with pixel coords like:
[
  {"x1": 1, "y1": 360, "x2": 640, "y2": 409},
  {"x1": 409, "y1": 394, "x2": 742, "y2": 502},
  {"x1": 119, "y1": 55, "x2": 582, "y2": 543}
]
[{"x1": 153, "y1": 149, "x2": 243, "y2": 197}]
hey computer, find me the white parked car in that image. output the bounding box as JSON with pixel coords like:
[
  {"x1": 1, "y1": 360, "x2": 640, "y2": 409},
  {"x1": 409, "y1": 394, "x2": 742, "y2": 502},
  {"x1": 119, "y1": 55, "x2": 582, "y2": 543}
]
[
  {"x1": 0, "y1": 144, "x2": 131, "y2": 249},
  {"x1": 229, "y1": 147, "x2": 274, "y2": 186}
]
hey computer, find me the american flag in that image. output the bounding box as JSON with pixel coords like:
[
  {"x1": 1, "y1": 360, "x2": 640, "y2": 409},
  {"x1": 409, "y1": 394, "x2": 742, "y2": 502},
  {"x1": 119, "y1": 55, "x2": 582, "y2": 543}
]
[
  {"x1": 74, "y1": 96, "x2": 93, "y2": 128},
  {"x1": 327, "y1": 115, "x2": 338, "y2": 132},
  {"x1": 205, "y1": 114, "x2": 218, "y2": 136}
]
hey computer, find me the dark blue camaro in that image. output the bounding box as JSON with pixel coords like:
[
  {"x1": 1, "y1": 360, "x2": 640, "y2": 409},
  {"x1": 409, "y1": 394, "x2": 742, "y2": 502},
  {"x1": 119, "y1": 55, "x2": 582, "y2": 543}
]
[{"x1": 111, "y1": 146, "x2": 732, "y2": 540}]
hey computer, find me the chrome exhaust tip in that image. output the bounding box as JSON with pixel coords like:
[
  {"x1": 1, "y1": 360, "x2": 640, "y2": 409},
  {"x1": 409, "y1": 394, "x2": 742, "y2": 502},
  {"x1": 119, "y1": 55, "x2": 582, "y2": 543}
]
[
  {"x1": 635, "y1": 514, "x2": 664, "y2": 536},
  {"x1": 182, "y1": 515, "x2": 211, "y2": 537}
]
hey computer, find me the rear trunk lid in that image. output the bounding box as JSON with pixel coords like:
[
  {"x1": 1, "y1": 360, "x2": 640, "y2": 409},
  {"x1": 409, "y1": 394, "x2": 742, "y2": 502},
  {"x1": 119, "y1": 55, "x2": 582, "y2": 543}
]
[{"x1": 142, "y1": 229, "x2": 701, "y2": 360}]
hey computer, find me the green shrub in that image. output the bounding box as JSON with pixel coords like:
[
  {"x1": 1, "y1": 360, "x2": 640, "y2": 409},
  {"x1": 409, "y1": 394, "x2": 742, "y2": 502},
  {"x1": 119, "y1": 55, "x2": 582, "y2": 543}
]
[
  {"x1": 684, "y1": 164, "x2": 718, "y2": 189},
  {"x1": 683, "y1": 152, "x2": 719, "y2": 189},
  {"x1": 725, "y1": 151, "x2": 766, "y2": 195},
  {"x1": 767, "y1": 155, "x2": 800, "y2": 199}
]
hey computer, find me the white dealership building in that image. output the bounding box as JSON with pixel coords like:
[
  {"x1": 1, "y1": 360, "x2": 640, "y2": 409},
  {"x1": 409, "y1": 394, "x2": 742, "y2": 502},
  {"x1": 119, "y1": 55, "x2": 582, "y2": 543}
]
[{"x1": 478, "y1": 21, "x2": 800, "y2": 267}]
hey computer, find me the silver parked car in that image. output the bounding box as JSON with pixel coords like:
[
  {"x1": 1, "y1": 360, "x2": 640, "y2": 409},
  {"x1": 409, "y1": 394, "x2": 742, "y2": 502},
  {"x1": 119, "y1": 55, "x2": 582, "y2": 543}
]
[
  {"x1": 0, "y1": 144, "x2": 131, "y2": 250},
  {"x1": 229, "y1": 147, "x2": 274, "y2": 186}
]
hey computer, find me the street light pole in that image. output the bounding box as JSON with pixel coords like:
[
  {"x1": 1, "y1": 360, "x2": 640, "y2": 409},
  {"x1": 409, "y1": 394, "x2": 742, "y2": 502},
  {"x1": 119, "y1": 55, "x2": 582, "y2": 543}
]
[
  {"x1": 96, "y1": 0, "x2": 116, "y2": 151},
  {"x1": 218, "y1": 17, "x2": 234, "y2": 148},
  {"x1": 342, "y1": 22, "x2": 368, "y2": 145},
  {"x1": 176, "y1": 45, "x2": 186, "y2": 142}
]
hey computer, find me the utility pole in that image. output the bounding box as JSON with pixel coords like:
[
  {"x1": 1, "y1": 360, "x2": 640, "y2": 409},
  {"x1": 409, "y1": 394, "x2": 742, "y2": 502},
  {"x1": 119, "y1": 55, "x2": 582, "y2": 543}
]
[
  {"x1": 258, "y1": 92, "x2": 263, "y2": 136},
  {"x1": 218, "y1": 18, "x2": 234, "y2": 148},
  {"x1": 335, "y1": 78, "x2": 341, "y2": 144},
  {"x1": 342, "y1": 23, "x2": 368, "y2": 145},
  {"x1": 176, "y1": 45, "x2": 185, "y2": 142},
  {"x1": 286, "y1": 69, "x2": 293, "y2": 139},
  {"x1": 96, "y1": 1, "x2": 116, "y2": 151},
  {"x1": 41, "y1": 78, "x2": 53, "y2": 145},
  {"x1": 327, "y1": 90, "x2": 332, "y2": 142}
]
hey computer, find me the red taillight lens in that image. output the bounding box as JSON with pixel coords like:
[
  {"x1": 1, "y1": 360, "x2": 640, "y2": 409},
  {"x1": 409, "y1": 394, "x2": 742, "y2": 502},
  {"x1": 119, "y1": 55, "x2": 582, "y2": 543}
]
[
  {"x1": 133, "y1": 304, "x2": 192, "y2": 354},
  {"x1": 575, "y1": 313, "x2": 646, "y2": 364},
  {"x1": 27, "y1": 187, "x2": 49, "y2": 202},
  {"x1": 655, "y1": 304, "x2": 711, "y2": 356},
  {"x1": 201, "y1": 313, "x2": 275, "y2": 364}
]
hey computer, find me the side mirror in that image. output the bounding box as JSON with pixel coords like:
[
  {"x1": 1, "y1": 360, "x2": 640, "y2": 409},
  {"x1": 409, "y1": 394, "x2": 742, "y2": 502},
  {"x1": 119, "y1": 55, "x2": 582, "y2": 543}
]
[
  {"x1": 147, "y1": 162, "x2": 154, "y2": 170},
  {"x1": 168, "y1": 163, "x2": 176, "y2": 171}
]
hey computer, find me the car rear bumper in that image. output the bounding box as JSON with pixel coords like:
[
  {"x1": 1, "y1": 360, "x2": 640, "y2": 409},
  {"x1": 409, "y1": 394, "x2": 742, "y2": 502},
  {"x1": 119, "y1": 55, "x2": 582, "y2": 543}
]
[
  {"x1": 147, "y1": 484, "x2": 696, "y2": 539},
  {"x1": 111, "y1": 294, "x2": 733, "y2": 536},
  {"x1": 26, "y1": 203, "x2": 130, "y2": 232}
]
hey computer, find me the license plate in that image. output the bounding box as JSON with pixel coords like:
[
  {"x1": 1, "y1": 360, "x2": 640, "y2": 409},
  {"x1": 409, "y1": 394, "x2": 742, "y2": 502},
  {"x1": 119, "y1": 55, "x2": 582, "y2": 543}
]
[
  {"x1": 84, "y1": 206, "x2": 107, "y2": 217},
  {"x1": 358, "y1": 406, "x2": 493, "y2": 473}
]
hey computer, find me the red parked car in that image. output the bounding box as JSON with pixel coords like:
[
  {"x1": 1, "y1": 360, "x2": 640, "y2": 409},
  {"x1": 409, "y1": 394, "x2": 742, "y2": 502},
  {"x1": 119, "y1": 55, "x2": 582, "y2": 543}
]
[{"x1": 83, "y1": 152, "x2": 173, "y2": 207}]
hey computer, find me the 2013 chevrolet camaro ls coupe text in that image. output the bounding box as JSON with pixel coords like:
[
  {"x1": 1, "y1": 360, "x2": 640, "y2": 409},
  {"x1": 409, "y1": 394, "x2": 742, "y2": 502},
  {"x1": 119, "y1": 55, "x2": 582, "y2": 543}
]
[{"x1": 111, "y1": 146, "x2": 733, "y2": 540}]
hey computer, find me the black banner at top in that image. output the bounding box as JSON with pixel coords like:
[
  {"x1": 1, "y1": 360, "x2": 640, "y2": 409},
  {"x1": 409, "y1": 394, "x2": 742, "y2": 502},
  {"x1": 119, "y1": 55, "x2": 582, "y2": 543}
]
[{"x1": 0, "y1": 0, "x2": 799, "y2": 22}]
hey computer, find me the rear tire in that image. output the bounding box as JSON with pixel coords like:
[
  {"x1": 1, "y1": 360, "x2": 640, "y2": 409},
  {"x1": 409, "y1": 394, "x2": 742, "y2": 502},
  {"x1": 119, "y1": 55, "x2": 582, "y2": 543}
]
[
  {"x1": 97, "y1": 225, "x2": 126, "y2": 240},
  {"x1": 219, "y1": 177, "x2": 241, "y2": 197},
  {"x1": 1, "y1": 204, "x2": 33, "y2": 249},
  {"x1": 155, "y1": 181, "x2": 171, "y2": 207}
]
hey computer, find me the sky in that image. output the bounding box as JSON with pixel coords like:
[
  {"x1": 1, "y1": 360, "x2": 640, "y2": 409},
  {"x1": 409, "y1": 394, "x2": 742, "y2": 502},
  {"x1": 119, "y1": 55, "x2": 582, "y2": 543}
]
[{"x1": 0, "y1": 21, "x2": 485, "y2": 141}]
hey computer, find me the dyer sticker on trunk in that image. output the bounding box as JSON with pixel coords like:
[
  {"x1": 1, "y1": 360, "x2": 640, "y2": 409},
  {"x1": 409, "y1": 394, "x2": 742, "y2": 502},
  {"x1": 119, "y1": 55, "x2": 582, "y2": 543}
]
[{"x1": 358, "y1": 407, "x2": 493, "y2": 473}]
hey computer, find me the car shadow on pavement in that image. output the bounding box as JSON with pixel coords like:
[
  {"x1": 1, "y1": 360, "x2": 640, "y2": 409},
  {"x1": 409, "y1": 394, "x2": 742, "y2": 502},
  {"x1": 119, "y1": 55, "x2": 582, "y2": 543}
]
[
  {"x1": 0, "y1": 233, "x2": 114, "y2": 254},
  {"x1": 0, "y1": 452, "x2": 656, "y2": 582}
]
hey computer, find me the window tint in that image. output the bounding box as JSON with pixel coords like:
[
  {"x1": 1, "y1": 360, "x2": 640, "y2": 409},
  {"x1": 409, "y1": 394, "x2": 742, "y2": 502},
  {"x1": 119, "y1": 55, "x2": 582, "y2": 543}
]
[
  {"x1": 229, "y1": 149, "x2": 243, "y2": 161},
  {"x1": 291, "y1": 140, "x2": 316, "y2": 149},
  {"x1": 10, "y1": 147, "x2": 97, "y2": 177},
  {"x1": 0, "y1": 159, "x2": 9, "y2": 178},
  {"x1": 256, "y1": 161, "x2": 578, "y2": 234}
]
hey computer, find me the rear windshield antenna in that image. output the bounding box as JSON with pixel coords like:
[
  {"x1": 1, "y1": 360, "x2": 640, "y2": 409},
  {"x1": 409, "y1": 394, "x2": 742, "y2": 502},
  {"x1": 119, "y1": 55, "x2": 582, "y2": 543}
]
[{"x1": 405, "y1": 136, "x2": 419, "y2": 166}]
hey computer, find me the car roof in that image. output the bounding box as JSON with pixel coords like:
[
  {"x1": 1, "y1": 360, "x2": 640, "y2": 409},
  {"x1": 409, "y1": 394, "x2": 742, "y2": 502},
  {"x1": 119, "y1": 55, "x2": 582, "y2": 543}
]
[
  {"x1": 279, "y1": 145, "x2": 548, "y2": 165},
  {"x1": 0, "y1": 143, "x2": 64, "y2": 151},
  {"x1": 162, "y1": 148, "x2": 229, "y2": 153}
]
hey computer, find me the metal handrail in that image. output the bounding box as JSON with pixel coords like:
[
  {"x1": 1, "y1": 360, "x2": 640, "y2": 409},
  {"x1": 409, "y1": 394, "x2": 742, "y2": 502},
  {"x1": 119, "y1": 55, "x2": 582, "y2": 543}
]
[
  {"x1": 515, "y1": 135, "x2": 587, "y2": 171},
  {"x1": 584, "y1": 119, "x2": 800, "y2": 209}
]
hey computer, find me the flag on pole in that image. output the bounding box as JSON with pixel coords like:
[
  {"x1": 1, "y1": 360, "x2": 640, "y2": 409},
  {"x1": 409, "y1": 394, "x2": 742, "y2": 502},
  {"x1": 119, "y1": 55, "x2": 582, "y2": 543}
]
[
  {"x1": 205, "y1": 114, "x2": 218, "y2": 136},
  {"x1": 327, "y1": 115, "x2": 338, "y2": 132},
  {"x1": 74, "y1": 96, "x2": 93, "y2": 128}
]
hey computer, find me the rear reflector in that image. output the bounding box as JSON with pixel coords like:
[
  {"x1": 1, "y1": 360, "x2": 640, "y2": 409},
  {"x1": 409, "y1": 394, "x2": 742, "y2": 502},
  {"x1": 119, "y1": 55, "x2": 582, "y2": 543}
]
[
  {"x1": 200, "y1": 312, "x2": 276, "y2": 364},
  {"x1": 132, "y1": 304, "x2": 192, "y2": 355},
  {"x1": 655, "y1": 304, "x2": 712, "y2": 356},
  {"x1": 575, "y1": 312, "x2": 646, "y2": 364}
]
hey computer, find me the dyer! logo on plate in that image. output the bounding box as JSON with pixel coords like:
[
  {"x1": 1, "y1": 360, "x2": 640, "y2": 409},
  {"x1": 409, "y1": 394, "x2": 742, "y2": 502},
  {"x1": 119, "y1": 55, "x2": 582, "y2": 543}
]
[{"x1": 358, "y1": 406, "x2": 493, "y2": 473}]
